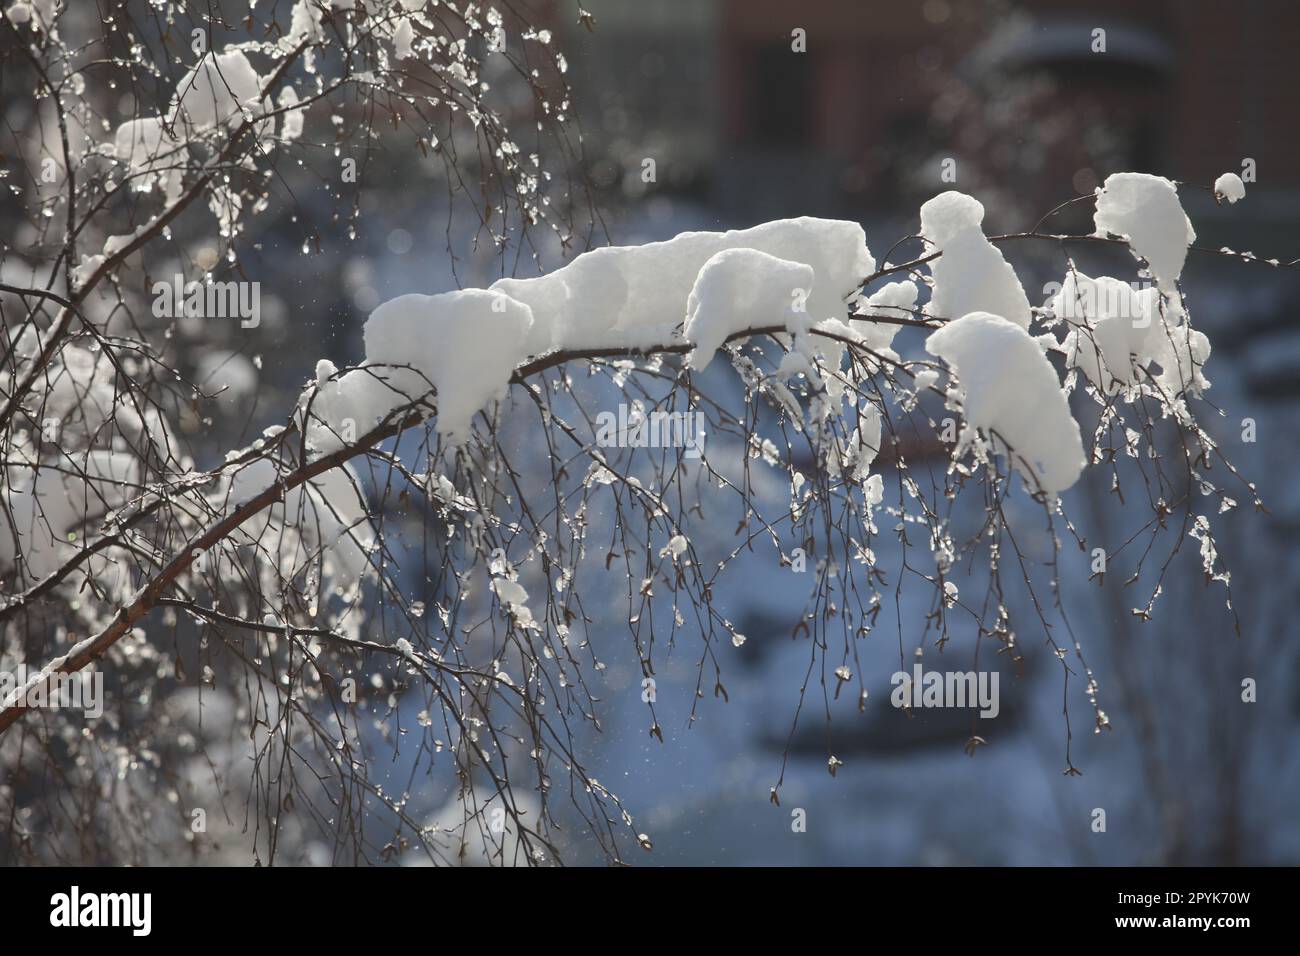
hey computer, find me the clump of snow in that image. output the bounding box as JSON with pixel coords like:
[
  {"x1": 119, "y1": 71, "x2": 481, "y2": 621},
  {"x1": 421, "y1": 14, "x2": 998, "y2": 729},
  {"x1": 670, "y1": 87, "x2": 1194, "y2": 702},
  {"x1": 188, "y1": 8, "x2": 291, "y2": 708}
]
[
  {"x1": 108, "y1": 49, "x2": 279, "y2": 217},
  {"x1": 491, "y1": 217, "x2": 873, "y2": 356},
  {"x1": 859, "y1": 278, "x2": 918, "y2": 318},
  {"x1": 490, "y1": 250, "x2": 622, "y2": 356},
  {"x1": 394, "y1": 19, "x2": 415, "y2": 59},
  {"x1": 307, "y1": 290, "x2": 535, "y2": 449},
  {"x1": 278, "y1": 87, "x2": 305, "y2": 142},
  {"x1": 852, "y1": 278, "x2": 919, "y2": 351},
  {"x1": 110, "y1": 117, "x2": 183, "y2": 201},
  {"x1": 492, "y1": 576, "x2": 536, "y2": 629},
  {"x1": 661, "y1": 534, "x2": 689, "y2": 558},
  {"x1": 170, "y1": 51, "x2": 264, "y2": 132},
  {"x1": 919, "y1": 192, "x2": 1030, "y2": 328},
  {"x1": 301, "y1": 360, "x2": 380, "y2": 453},
  {"x1": 6, "y1": 0, "x2": 56, "y2": 30},
  {"x1": 1152, "y1": 319, "x2": 1212, "y2": 401},
  {"x1": 919, "y1": 192, "x2": 986, "y2": 247},
  {"x1": 1093, "y1": 173, "x2": 1195, "y2": 293},
  {"x1": 364, "y1": 290, "x2": 530, "y2": 442},
  {"x1": 842, "y1": 403, "x2": 883, "y2": 482},
  {"x1": 684, "y1": 248, "x2": 814, "y2": 370},
  {"x1": 912, "y1": 368, "x2": 939, "y2": 392},
  {"x1": 307, "y1": 220, "x2": 871, "y2": 450},
  {"x1": 286, "y1": 0, "x2": 325, "y2": 45},
  {"x1": 926, "y1": 311, "x2": 1086, "y2": 496},
  {"x1": 1213, "y1": 172, "x2": 1246, "y2": 204},
  {"x1": 1050, "y1": 272, "x2": 1161, "y2": 392},
  {"x1": 363, "y1": 290, "x2": 534, "y2": 442},
  {"x1": 113, "y1": 117, "x2": 169, "y2": 172},
  {"x1": 1051, "y1": 276, "x2": 1211, "y2": 405}
]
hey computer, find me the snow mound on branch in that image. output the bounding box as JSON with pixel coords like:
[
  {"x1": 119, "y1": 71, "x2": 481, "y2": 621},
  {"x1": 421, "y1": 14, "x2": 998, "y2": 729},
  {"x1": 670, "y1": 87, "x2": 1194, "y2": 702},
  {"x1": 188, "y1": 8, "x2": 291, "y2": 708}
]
[
  {"x1": 111, "y1": 116, "x2": 184, "y2": 201},
  {"x1": 306, "y1": 219, "x2": 871, "y2": 451},
  {"x1": 5, "y1": 0, "x2": 56, "y2": 31},
  {"x1": 684, "y1": 249, "x2": 815, "y2": 370},
  {"x1": 286, "y1": 0, "x2": 325, "y2": 44},
  {"x1": 861, "y1": 278, "x2": 918, "y2": 318},
  {"x1": 301, "y1": 360, "x2": 379, "y2": 453},
  {"x1": 1152, "y1": 319, "x2": 1212, "y2": 401},
  {"x1": 491, "y1": 248, "x2": 629, "y2": 356},
  {"x1": 1093, "y1": 173, "x2": 1195, "y2": 293},
  {"x1": 113, "y1": 117, "x2": 170, "y2": 172},
  {"x1": 1214, "y1": 172, "x2": 1246, "y2": 204},
  {"x1": 394, "y1": 18, "x2": 415, "y2": 59},
  {"x1": 360, "y1": 289, "x2": 535, "y2": 443},
  {"x1": 851, "y1": 278, "x2": 919, "y2": 352},
  {"x1": 919, "y1": 192, "x2": 987, "y2": 247},
  {"x1": 278, "y1": 87, "x2": 305, "y2": 142},
  {"x1": 1051, "y1": 272, "x2": 1161, "y2": 391},
  {"x1": 920, "y1": 192, "x2": 1030, "y2": 328},
  {"x1": 170, "y1": 51, "x2": 264, "y2": 131},
  {"x1": 304, "y1": 290, "x2": 534, "y2": 449},
  {"x1": 490, "y1": 217, "x2": 873, "y2": 355},
  {"x1": 111, "y1": 50, "x2": 276, "y2": 207},
  {"x1": 926, "y1": 311, "x2": 1085, "y2": 497}
]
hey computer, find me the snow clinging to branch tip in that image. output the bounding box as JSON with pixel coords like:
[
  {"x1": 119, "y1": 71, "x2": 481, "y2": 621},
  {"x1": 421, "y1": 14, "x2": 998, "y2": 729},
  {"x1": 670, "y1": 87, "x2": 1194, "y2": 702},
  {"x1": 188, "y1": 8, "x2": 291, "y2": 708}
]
[
  {"x1": 926, "y1": 311, "x2": 1086, "y2": 496},
  {"x1": 919, "y1": 191, "x2": 1031, "y2": 328},
  {"x1": 1093, "y1": 172, "x2": 1196, "y2": 293},
  {"x1": 684, "y1": 248, "x2": 815, "y2": 371}
]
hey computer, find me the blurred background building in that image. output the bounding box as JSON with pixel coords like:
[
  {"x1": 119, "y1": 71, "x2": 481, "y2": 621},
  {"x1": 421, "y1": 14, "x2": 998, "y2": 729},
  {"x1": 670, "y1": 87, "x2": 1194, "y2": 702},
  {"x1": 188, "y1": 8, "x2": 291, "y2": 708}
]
[{"x1": 559, "y1": 0, "x2": 1300, "y2": 225}]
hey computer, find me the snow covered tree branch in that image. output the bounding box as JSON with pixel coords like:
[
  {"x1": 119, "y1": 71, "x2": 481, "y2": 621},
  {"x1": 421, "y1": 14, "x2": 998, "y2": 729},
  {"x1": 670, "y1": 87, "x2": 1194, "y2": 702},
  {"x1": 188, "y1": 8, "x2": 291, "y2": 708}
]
[{"x1": 0, "y1": 0, "x2": 1279, "y2": 865}]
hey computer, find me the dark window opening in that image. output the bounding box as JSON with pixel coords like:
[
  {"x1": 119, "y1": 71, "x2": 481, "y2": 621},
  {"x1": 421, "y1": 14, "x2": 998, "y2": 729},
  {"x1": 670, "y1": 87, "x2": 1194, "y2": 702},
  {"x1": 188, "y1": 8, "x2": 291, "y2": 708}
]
[{"x1": 748, "y1": 44, "x2": 812, "y2": 146}]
